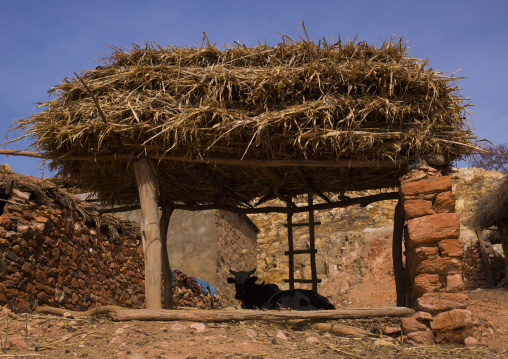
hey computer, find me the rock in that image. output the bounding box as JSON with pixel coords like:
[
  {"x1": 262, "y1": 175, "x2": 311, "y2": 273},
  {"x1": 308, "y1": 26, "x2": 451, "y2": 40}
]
[
  {"x1": 434, "y1": 191, "x2": 455, "y2": 213},
  {"x1": 417, "y1": 293, "x2": 468, "y2": 314},
  {"x1": 430, "y1": 309, "x2": 473, "y2": 331},
  {"x1": 276, "y1": 330, "x2": 288, "y2": 340},
  {"x1": 403, "y1": 199, "x2": 434, "y2": 220},
  {"x1": 8, "y1": 336, "x2": 28, "y2": 348},
  {"x1": 305, "y1": 336, "x2": 320, "y2": 344},
  {"x1": 414, "y1": 311, "x2": 433, "y2": 321},
  {"x1": 245, "y1": 329, "x2": 257, "y2": 338},
  {"x1": 401, "y1": 176, "x2": 452, "y2": 196},
  {"x1": 382, "y1": 326, "x2": 401, "y2": 335},
  {"x1": 438, "y1": 238, "x2": 464, "y2": 258},
  {"x1": 464, "y1": 336, "x2": 478, "y2": 346},
  {"x1": 444, "y1": 274, "x2": 465, "y2": 293},
  {"x1": 374, "y1": 338, "x2": 395, "y2": 346},
  {"x1": 189, "y1": 323, "x2": 206, "y2": 332},
  {"x1": 416, "y1": 257, "x2": 462, "y2": 275},
  {"x1": 407, "y1": 213, "x2": 460, "y2": 245},
  {"x1": 414, "y1": 273, "x2": 441, "y2": 294},
  {"x1": 435, "y1": 327, "x2": 474, "y2": 344},
  {"x1": 401, "y1": 317, "x2": 427, "y2": 334},
  {"x1": 171, "y1": 322, "x2": 185, "y2": 331},
  {"x1": 405, "y1": 328, "x2": 435, "y2": 345}
]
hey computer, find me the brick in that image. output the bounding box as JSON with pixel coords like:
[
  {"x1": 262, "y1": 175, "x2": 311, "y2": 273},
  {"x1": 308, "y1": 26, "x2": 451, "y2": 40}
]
[
  {"x1": 401, "y1": 317, "x2": 428, "y2": 333},
  {"x1": 431, "y1": 309, "x2": 473, "y2": 331},
  {"x1": 434, "y1": 191, "x2": 455, "y2": 213},
  {"x1": 406, "y1": 328, "x2": 435, "y2": 345},
  {"x1": 417, "y1": 293, "x2": 468, "y2": 314},
  {"x1": 401, "y1": 176, "x2": 452, "y2": 196},
  {"x1": 407, "y1": 213, "x2": 460, "y2": 245},
  {"x1": 414, "y1": 274, "x2": 442, "y2": 294},
  {"x1": 416, "y1": 257, "x2": 462, "y2": 275},
  {"x1": 444, "y1": 274, "x2": 464, "y2": 293},
  {"x1": 438, "y1": 238, "x2": 464, "y2": 257},
  {"x1": 404, "y1": 199, "x2": 434, "y2": 220}
]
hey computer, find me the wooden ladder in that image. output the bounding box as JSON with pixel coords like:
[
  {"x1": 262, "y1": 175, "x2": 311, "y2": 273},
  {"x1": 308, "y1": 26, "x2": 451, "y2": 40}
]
[{"x1": 283, "y1": 193, "x2": 321, "y2": 291}]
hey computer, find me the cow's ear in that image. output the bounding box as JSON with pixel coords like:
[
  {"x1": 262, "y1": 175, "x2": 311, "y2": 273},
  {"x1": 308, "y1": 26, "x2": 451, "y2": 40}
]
[
  {"x1": 249, "y1": 276, "x2": 258, "y2": 282},
  {"x1": 227, "y1": 277, "x2": 236, "y2": 283}
]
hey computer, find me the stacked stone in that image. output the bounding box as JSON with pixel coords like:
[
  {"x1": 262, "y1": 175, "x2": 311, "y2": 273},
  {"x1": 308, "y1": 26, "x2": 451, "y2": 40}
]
[
  {"x1": 400, "y1": 166, "x2": 473, "y2": 344},
  {"x1": 172, "y1": 283, "x2": 220, "y2": 309},
  {"x1": 464, "y1": 241, "x2": 505, "y2": 288}
]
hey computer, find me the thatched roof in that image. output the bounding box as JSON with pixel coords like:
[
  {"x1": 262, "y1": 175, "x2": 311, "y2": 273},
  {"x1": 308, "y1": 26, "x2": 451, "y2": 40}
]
[
  {"x1": 12, "y1": 36, "x2": 478, "y2": 208},
  {"x1": 469, "y1": 176, "x2": 508, "y2": 231}
]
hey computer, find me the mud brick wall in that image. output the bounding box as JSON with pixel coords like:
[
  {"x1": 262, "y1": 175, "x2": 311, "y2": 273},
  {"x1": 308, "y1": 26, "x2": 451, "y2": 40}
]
[
  {"x1": 400, "y1": 166, "x2": 473, "y2": 345},
  {"x1": 215, "y1": 210, "x2": 258, "y2": 307}
]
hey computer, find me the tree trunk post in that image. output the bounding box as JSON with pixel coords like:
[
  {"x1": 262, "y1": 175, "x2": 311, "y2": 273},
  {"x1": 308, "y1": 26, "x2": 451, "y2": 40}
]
[
  {"x1": 392, "y1": 199, "x2": 406, "y2": 306},
  {"x1": 160, "y1": 204, "x2": 174, "y2": 309},
  {"x1": 133, "y1": 156, "x2": 162, "y2": 309}
]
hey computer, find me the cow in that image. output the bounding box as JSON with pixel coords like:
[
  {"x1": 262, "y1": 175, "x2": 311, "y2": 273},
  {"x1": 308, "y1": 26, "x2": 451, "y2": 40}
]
[
  {"x1": 227, "y1": 268, "x2": 281, "y2": 309},
  {"x1": 227, "y1": 268, "x2": 335, "y2": 310}
]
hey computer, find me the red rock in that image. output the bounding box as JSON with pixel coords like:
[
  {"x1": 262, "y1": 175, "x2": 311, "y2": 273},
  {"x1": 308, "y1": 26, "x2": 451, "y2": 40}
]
[
  {"x1": 36, "y1": 291, "x2": 49, "y2": 302},
  {"x1": 405, "y1": 328, "x2": 435, "y2": 345},
  {"x1": 382, "y1": 326, "x2": 401, "y2": 335},
  {"x1": 414, "y1": 274, "x2": 442, "y2": 294},
  {"x1": 434, "y1": 191, "x2": 455, "y2": 213},
  {"x1": 438, "y1": 238, "x2": 464, "y2": 257},
  {"x1": 414, "y1": 246, "x2": 439, "y2": 262},
  {"x1": 464, "y1": 336, "x2": 478, "y2": 345},
  {"x1": 417, "y1": 293, "x2": 468, "y2": 314},
  {"x1": 8, "y1": 336, "x2": 28, "y2": 348},
  {"x1": 431, "y1": 309, "x2": 473, "y2": 331},
  {"x1": 435, "y1": 327, "x2": 475, "y2": 344},
  {"x1": 0, "y1": 216, "x2": 12, "y2": 230},
  {"x1": 35, "y1": 269, "x2": 48, "y2": 283},
  {"x1": 401, "y1": 176, "x2": 452, "y2": 196},
  {"x1": 35, "y1": 216, "x2": 50, "y2": 223},
  {"x1": 401, "y1": 317, "x2": 428, "y2": 333},
  {"x1": 414, "y1": 311, "x2": 433, "y2": 321},
  {"x1": 404, "y1": 199, "x2": 434, "y2": 220},
  {"x1": 444, "y1": 274, "x2": 464, "y2": 293},
  {"x1": 407, "y1": 213, "x2": 460, "y2": 245},
  {"x1": 416, "y1": 257, "x2": 462, "y2": 275},
  {"x1": 306, "y1": 336, "x2": 320, "y2": 344}
]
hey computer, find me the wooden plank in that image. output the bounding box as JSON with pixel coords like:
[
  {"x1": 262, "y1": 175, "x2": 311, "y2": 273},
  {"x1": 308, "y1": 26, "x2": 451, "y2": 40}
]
[
  {"x1": 392, "y1": 199, "x2": 406, "y2": 307},
  {"x1": 283, "y1": 222, "x2": 321, "y2": 227},
  {"x1": 284, "y1": 249, "x2": 318, "y2": 255},
  {"x1": 308, "y1": 193, "x2": 318, "y2": 292},
  {"x1": 133, "y1": 156, "x2": 162, "y2": 309},
  {"x1": 287, "y1": 198, "x2": 294, "y2": 290},
  {"x1": 283, "y1": 279, "x2": 322, "y2": 284},
  {"x1": 109, "y1": 307, "x2": 415, "y2": 322}
]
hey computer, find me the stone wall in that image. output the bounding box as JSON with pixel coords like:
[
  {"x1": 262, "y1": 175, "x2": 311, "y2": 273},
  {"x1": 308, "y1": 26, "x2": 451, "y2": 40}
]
[{"x1": 400, "y1": 166, "x2": 472, "y2": 344}]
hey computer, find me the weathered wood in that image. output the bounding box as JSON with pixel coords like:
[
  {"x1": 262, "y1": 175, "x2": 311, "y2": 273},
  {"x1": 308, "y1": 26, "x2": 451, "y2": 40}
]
[
  {"x1": 393, "y1": 199, "x2": 407, "y2": 307},
  {"x1": 35, "y1": 305, "x2": 124, "y2": 317},
  {"x1": 286, "y1": 198, "x2": 295, "y2": 290},
  {"x1": 308, "y1": 193, "x2": 318, "y2": 292},
  {"x1": 283, "y1": 278, "x2": 322, "y2": 284},
  {"x1": 477, "y1": 230, "x2": 496, "y2": 288},
  {"x1": 109, "y1": 307, "x2": 415, "y2": 322},
  {"x1": 11, "y1": 188, "x2": 30, "y2": 202},
  {"x1": 0, "y1": 149, "x2": 446, "y2": 168},
  {"x1": 133, "y1": 157, "x2": 162, "y2": 309},
  {"x1": 99, "y1": 192, "x2": 400, "y2": 216},
  {"x1": 160, "y1": 205, "x2": 174, "y2": 309}
]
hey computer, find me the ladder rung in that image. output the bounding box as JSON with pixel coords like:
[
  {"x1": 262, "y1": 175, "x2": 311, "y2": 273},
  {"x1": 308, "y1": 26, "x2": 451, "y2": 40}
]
[
  {"x1": 283, "y1": 221, "x2": 321, "y2": 227},
  {"x1": 284, "y1": 249, "x2": 318, "y2": 255},
  {"x1": 283, "y1": 279, "x2": 322, "y2": 284}
]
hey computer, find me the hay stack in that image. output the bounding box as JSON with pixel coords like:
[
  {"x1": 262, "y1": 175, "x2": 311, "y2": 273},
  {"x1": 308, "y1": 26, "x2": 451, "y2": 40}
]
[{"x1": 12, "y1": 36, "x2": 477, "y2": 207}]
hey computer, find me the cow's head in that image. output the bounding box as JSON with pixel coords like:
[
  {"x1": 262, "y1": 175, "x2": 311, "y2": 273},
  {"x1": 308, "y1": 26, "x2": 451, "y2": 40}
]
[{"x1": 227, "y1": 268, "x2": 258, "y2": 301}]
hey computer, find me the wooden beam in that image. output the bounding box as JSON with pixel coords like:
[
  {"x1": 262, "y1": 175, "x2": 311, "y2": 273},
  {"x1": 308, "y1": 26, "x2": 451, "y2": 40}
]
[
  {"x1": 133, "y1": 156, "x2": 162, "y2": 309},
  {"x1": 0, "y1": 149, "x2": 446, "y2": 168},
  {"x1": 392, "y1": 199, "x2": 406, "y2": 307},
  {"x1": 109, "y1": 306, "x2": 415, "y2": 322},
  {"x1": 98, "y1": 192, "x2": 400, "y2": 215}
]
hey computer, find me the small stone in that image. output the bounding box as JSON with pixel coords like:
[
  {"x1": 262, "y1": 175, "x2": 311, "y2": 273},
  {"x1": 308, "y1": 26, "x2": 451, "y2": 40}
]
[
  {"x1": 414, "y1": 311, "x2": 433, "y2": 321},
  {"x1": 63, "y1": 312, "x2": 74, "y2": 318},
  {"x1": 189, "y1": 323, "x2": 206, "y2": 332},
  {"x1": 382, "y1": 326, "x2": 401, "y2": 335},
  {"x1": 115, "y1": 328, "x2": 125, "y2": 335},
  {"x1": 305, "y1": 336, "x2": 320, "y2": 344},
  {"x1": 170, "y1": 322, "x2": 185, "y2": 331},
  {"x1": 276, "y1": 330, "x2": 288, "y2": 340},
  {"x1": 406, "y1": 328, "x2": 435, "y2": 345},
  {"x1": 374, "y1": 338, "x2": 394, "y2": 346},
  {"x1": 401, "y1": 317, "x2": 427, "y2": 334},
  {"x1": 245, "y1": 329, "x2": 257, "y2": 338},
  {"x1": 464, "y1": 336, "x2": 478, "y2": 346},
  {"x1": 8, "y1": 336, "x2": 28, "y2": 348}
]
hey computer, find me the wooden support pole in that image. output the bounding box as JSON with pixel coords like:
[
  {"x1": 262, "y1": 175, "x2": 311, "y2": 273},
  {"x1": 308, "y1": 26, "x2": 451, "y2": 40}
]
[
  {"x1": 133, "y1": 156, "x2": 162, "y2": 309},
  {"x1": 477, "y1": 230, "x2": 495, "y2": 288},
  {"x1": 308, "y1": 193, "x2": 318, "y2": 292},
  {"x1": 392, "y1": 199, "x2": 407, "y2": 307},
  {"x1": 287, "y1": 198, "x2": 295, "y2": 290},
  {"x1": 160, "y1": 205, "x2": 174, "y2": 309}
]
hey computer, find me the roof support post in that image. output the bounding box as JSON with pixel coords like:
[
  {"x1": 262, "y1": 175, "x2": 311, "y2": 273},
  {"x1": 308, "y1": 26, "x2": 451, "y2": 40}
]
[
  {"x1": 133, "y1": 156, "x2": 162, "y2": 309},
  {"x1": 160, "y1": 204, "x2": 174, "y2": 309}
]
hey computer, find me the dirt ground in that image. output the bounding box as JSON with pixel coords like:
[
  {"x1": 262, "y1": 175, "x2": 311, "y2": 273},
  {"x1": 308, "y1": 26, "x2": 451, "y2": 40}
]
[{"x1": 1, "y1": 287, "x2": 507, "y2": 359}]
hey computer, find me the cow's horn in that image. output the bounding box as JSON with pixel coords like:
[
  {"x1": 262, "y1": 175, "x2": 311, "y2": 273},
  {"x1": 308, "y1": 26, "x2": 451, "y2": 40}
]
[{"x1": 248, "y1": 268, "x2": 256, "y2": 275}]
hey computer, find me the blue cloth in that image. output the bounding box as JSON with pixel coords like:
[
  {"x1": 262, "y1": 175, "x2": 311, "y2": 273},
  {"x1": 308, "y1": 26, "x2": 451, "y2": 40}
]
[{"x1": 193, "y1": 278, "x2": 218, "y2": 297}]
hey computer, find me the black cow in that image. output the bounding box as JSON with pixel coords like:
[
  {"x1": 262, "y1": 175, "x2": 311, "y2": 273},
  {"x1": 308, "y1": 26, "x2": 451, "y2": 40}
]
[
  {"x1": 227, "y1": 268, "x2": 335, "y2": 310},
  {"x1": 227, "y1": 268, "x2": 281, "y2": 309}
]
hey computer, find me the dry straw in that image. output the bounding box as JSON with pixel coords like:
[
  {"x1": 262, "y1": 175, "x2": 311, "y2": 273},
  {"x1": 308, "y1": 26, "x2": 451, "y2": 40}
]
[{"x1": 11, "y1": 35, "x2": 478, "y2": 208}]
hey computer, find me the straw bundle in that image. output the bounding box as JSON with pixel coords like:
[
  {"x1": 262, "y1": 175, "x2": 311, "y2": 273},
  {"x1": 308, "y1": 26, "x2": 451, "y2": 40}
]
[{"x1": 12, "y1": 36, "x2": 477, "y2": 207}]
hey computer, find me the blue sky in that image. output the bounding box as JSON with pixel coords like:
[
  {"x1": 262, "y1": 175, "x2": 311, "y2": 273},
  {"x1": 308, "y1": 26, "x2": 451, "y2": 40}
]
[{"x1": 1, "y1": 0, "x2": 507, "y2": 177}]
